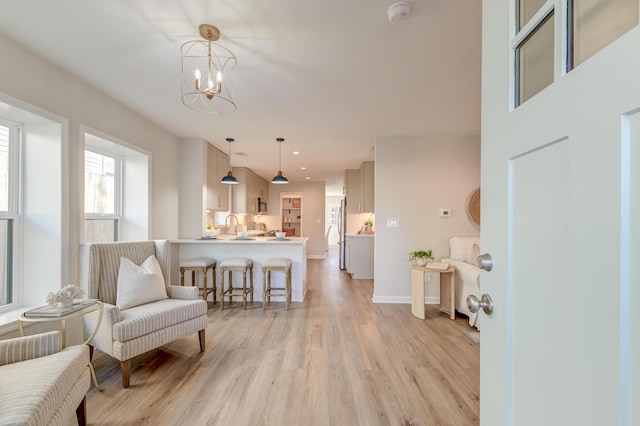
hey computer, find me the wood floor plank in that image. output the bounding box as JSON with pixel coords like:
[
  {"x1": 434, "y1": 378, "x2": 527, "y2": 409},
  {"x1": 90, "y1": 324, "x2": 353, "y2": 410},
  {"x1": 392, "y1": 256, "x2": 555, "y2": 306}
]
[{"x1": 82, "y1": 248, "x2": 479, "y2": 425}]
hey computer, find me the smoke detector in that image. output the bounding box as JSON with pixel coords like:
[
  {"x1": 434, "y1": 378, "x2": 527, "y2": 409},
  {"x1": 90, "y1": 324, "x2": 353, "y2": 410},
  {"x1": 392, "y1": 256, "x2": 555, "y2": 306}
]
[{"x1": 387, "y1": 2, "x2": 411, "y2": 24}]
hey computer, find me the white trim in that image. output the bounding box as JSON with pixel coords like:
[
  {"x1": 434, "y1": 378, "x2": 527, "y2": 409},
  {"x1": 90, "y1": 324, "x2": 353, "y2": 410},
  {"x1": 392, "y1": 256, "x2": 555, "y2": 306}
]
[{"x1": 511, "y1": 0, "x2": 555, "y2": 49}]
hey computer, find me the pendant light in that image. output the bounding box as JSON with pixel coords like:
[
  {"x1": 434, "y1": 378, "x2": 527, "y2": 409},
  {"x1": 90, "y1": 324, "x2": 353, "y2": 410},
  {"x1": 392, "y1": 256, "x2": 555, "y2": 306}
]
[
  {"x1": 271, "y1": 137, "x2": 289, "y2": 184},
  {"x1": 221, "y1": 138, "x2": 238, "y2": 184}
]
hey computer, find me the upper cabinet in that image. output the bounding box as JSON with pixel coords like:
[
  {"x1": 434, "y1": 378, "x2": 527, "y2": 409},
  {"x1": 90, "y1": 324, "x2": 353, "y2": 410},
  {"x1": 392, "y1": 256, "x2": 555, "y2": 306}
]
[
  {"x1": 345, "y1": 169, "x2": 361, "y2": 214},
  {"x1": 345, "y1": 161, "x2": 375, "y2": 213},
  {"x1": 360, "y1": 161, "x2": 375, "y2": 213},
  {"x1": 231, "y1": 167, "x2": 269, "y2": 214},
  {"x1": 206, "y1": 143, "x2": 230, "y2": 211},
  {"x1": 179, "y1": 139, "x2": 229, "y2": 238}
]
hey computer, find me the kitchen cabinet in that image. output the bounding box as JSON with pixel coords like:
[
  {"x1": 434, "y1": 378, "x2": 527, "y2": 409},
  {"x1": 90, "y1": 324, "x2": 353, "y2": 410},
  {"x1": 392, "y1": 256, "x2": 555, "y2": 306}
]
[
  {"x1": 179, "y1": 139, "x2": 228, "y2": 238},
  {"x1": 344, "y1": 169, "x2": 361, "y2": 214},
  {"x1": 346, "y1": 234, "x2": 374, "y2": 279},
  {"x1": 360, "y1": 161, "x2": 375, "y2": 213},
  {"x1": 231, "y1": 167, "x2": 269, "y2": 214},
  {"x1": 344, "y1": 161, "x2": 375, "y2": 214},
  {"x1": 281, "y1": 196, "x2": 302, "y2": 236},
  {"x1": 207, "y1": 143, "x2": 230, "y2": 211}
]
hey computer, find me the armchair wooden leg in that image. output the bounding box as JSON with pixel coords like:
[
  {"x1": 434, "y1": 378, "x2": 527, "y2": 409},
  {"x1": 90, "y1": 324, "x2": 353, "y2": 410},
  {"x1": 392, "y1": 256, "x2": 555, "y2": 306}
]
[
  {"x1": 75, "y1": 396, "x2": 87, "y2": 426},
  {"x1": 121, "y1": 359, "x2": 131, "y2": 388},
  {"x1": 198, "y1": 329, "x2": 206, "y2": 352}
]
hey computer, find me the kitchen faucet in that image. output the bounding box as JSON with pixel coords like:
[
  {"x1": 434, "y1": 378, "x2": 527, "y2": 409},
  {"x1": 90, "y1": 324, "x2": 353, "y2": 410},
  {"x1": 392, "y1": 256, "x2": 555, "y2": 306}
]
[{"x1": 225, "y1": 214, "x2": 239, "y2": 234}]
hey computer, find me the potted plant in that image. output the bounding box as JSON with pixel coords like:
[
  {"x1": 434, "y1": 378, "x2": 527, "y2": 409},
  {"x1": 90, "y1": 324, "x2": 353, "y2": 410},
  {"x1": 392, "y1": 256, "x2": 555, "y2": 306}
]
[
  {"x1": 362, "y1": 217, "x2": 374, "y2": 234},
  {"x1": 409, "y1": 249, "x2": 434, "y2": 266}
]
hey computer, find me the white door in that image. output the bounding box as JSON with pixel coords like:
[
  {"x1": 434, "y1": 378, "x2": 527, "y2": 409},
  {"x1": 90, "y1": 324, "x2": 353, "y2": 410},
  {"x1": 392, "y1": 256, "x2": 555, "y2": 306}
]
[{"x1": 481, "y1": 1, "x2": 640, "y2": 425}]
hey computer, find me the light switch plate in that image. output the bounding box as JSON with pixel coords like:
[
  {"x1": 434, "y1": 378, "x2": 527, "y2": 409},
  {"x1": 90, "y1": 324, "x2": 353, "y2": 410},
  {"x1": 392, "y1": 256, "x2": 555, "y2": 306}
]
[
  {"x1": 439, "y1": 209, "x2": 451, "y2": 217},
  {"x1": 387, "y1": 218, "x2": 400, "y2": 227}
]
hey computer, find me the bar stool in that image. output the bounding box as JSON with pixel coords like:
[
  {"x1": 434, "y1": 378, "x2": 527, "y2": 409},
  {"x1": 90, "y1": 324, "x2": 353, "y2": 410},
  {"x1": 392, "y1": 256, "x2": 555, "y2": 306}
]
[
  {"x1": 219, "y1": 258, "x2": 254, "y2": 310},
  {"x1": 180, "y1": 258, "x2": 217, "y2": 302},
  {"x1": 262, "y1": 257, "x2": 292, "y2": 310}
]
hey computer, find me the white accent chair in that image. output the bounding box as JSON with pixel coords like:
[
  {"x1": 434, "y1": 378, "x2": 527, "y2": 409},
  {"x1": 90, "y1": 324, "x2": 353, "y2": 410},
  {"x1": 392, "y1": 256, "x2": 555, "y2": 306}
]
[
  {"x1": 442, "y1": 236, "x2": 481, "y2": 329},
  {"x1": 0, "y1": 331, "x2": 90, "y2": 425},
  {"x1": 80, "y1": 240, "x2": 208, "y2": 388}
]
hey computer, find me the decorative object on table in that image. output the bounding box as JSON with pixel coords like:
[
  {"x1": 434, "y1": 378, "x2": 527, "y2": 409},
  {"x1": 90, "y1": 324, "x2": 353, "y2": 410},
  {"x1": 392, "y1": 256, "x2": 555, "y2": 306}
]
[
  {"x1": 46, "y1": 284, "x2": 85, "y2": 307},
  {"x1": 467, "y1": 187, "x2": 481, "y2": 225},
  {"x1": 409, "y1": 249, "x2": 434, "y2": 266},
  {"x1": 361, "y1": 217, "x2": 374, "y2": 234},
  {"x1": 180, "y1": 23, "x2": 237, "y2": 115},
  {"x1": 24, "y1": 298, "x2": 99, "y2": 318},
  {"x1": 203, "y1": 224, "x2": 217, "y2": 238}
]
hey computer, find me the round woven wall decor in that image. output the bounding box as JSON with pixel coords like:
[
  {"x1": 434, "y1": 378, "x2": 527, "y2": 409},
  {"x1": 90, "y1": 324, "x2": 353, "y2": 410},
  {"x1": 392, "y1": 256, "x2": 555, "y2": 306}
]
[{"x1": 467, "y1": 187, "x2": 481, "y2": 225}]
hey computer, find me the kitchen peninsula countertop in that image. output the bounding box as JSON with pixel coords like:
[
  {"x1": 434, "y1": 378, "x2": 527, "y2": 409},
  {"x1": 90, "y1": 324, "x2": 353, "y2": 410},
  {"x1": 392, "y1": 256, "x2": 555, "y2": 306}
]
[
  {"x1": 171, "y1": 236, "x2": 309, "y2": 244},
  {"x1": 170, "y1": 236, "x2": 308, "y2": 302}
]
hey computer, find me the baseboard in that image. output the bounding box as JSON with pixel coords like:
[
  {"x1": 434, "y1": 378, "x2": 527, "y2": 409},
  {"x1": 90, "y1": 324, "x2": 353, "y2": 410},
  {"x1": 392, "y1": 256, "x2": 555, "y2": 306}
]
[
  {"x1": 371, "y1": 295, "x2": 440, "y2": 304},
  {"x1": 307, "y1": 254, "x2": 326, "y2": 259}
]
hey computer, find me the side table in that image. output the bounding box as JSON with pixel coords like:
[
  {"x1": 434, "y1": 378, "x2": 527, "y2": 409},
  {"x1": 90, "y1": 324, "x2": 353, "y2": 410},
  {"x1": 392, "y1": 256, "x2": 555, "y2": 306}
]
[
  {"x1": 19, "y1": 301, "x2": 105, "y2": 391},
  {"x1": 411, "y1": 264, "x2": 456, "y2": 320}
]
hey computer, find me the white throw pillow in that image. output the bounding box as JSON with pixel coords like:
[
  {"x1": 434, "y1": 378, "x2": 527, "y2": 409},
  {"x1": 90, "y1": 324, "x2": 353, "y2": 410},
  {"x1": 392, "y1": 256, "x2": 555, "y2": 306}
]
[{"x1": 116, "y1": 255, "x2": 168, "y2": 310}]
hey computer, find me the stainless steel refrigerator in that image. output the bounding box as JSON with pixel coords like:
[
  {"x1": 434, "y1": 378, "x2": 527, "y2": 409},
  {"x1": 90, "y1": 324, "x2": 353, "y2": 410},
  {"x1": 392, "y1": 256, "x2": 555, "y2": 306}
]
[{"x1": 338, "y1": 198, "x2": 347, "y2": 270}]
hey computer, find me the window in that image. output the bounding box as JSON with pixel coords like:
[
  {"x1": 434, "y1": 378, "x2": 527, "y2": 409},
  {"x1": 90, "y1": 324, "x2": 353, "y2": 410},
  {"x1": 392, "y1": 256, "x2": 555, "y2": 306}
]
[
  {"x1": 0, "y1": 121, "x2": 19, "y2": 308},
  {"x1": 83, "y1": 131, "x2": 150, "y2": 243},
  {"x1": 84, "y1": 150, "x2": 120, "y2": 242},
  {"x1": 330, "y1": 206, "x2": 340, "y2": 226},
  {"x1": 569, "y1": 0, "x2": 638, "y2": 69},
  {"x1": 513, "y1": 0, "x2": 639, "y2": 106},
  {"x1": 514, "y1": 2, "x2": 555, "y2": 106}
]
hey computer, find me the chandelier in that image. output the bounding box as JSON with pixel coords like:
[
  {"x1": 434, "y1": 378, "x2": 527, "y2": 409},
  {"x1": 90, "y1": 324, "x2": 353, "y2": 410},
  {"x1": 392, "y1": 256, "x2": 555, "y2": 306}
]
[{"x1": 181, "y1": 24, "x2": 237, "y2": 114}]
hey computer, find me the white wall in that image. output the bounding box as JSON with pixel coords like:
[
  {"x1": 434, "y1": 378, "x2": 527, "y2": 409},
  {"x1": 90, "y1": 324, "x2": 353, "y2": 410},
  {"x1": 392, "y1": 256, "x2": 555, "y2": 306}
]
[
  {"x1": 0, "y1": 33, "x2": 181, "y2": 290},
  {"x1": 374, "y1": 135, "x2": 480, "y2": 303}
]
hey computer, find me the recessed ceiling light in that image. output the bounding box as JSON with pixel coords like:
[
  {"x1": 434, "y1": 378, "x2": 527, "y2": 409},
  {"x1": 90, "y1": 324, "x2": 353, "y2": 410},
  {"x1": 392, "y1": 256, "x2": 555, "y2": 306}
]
[
  {"x1": 293, "y1": 151, "x2": 299, "y2": 155},
  {"x1": 300, "y1": 166, "x2": 307, "y2": 170},
  {"x1": 305, "y1": 176, "x2": 311, "y2": 180}
]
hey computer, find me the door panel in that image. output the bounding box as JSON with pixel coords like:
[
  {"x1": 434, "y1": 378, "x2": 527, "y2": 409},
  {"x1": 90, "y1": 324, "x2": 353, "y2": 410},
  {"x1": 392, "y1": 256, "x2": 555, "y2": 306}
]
[
  {"x1": 625, "y1": 111, "x2": 640, "y2": 423},
  {"x1": 510, "y1": 140, "x2": 569, "y2": 424}
]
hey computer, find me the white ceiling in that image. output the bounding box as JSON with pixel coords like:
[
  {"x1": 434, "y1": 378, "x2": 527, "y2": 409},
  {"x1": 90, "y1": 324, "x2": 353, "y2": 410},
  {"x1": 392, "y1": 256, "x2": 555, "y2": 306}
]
[{"x1": 0, "y1": 0, "x2": 481, "y2": 196}]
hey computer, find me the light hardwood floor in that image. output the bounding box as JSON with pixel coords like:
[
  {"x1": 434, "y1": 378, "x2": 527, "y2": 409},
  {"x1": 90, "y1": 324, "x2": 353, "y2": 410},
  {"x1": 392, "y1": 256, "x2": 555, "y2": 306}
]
[{"x1": 85, "y1": 249, "x2": 479, "y2": 425}]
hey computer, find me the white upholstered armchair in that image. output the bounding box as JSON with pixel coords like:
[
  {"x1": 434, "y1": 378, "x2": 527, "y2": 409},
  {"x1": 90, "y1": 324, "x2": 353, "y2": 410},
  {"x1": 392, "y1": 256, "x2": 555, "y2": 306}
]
[
  {"x1": 0, "y1": 331, "x2": 90, "y2": 425},
  {"x1": 80, "y1": 240, "x2": 208, "y2": 388},
  {"x1": 442, "y1": 236, "x2": 481, "y2": 329}
]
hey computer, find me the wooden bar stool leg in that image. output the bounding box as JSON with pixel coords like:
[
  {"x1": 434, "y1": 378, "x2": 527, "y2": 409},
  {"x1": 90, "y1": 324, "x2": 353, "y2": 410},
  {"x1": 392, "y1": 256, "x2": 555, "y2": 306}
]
[
  {"x1": 201, "y1": 266, "x2": 207, "y2": 302},
  {"x1": 262, "y1": 269, "x2": 267, "y2": 309},
  {"x1": 212, "y1": 266, "x2": 217, "y2": 303},
  {"x1": 228, "y1": 271, "x2": 233, "y2": 305},
  {"x1": 242, "y1": 269, "x2": 247, "y2": 310},
  {"x1": 249, "y1": 265, "x2": 254, "y2": 303},
  {"x1": 220, "y1": 270, "x2": 225, "y2": 310},
  {"x1": 267, "y1": 270, "x2": 272, "y2": 303},
  {"x1": 180, "y1": 268, "x2": 185, "y2": 286},
  {"x1": 286, "y1": 268, "x2": 291, "y2": 310}
]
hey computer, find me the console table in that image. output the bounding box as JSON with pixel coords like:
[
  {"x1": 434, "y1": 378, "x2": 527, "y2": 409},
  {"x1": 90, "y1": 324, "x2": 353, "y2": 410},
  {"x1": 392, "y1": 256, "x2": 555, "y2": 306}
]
[{"x1": 411, "y1": 264, "x2": 456, "y2": 320}]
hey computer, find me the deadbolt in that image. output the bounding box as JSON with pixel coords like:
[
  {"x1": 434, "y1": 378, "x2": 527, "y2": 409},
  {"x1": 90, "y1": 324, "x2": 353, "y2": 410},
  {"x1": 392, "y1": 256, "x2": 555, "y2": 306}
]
[
  {"x1": 467, "y1": 294, "x2": 494, "y2": 315},
  {"x1": 476, "y1": 253, "x2": 494, "y2": 271}
]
